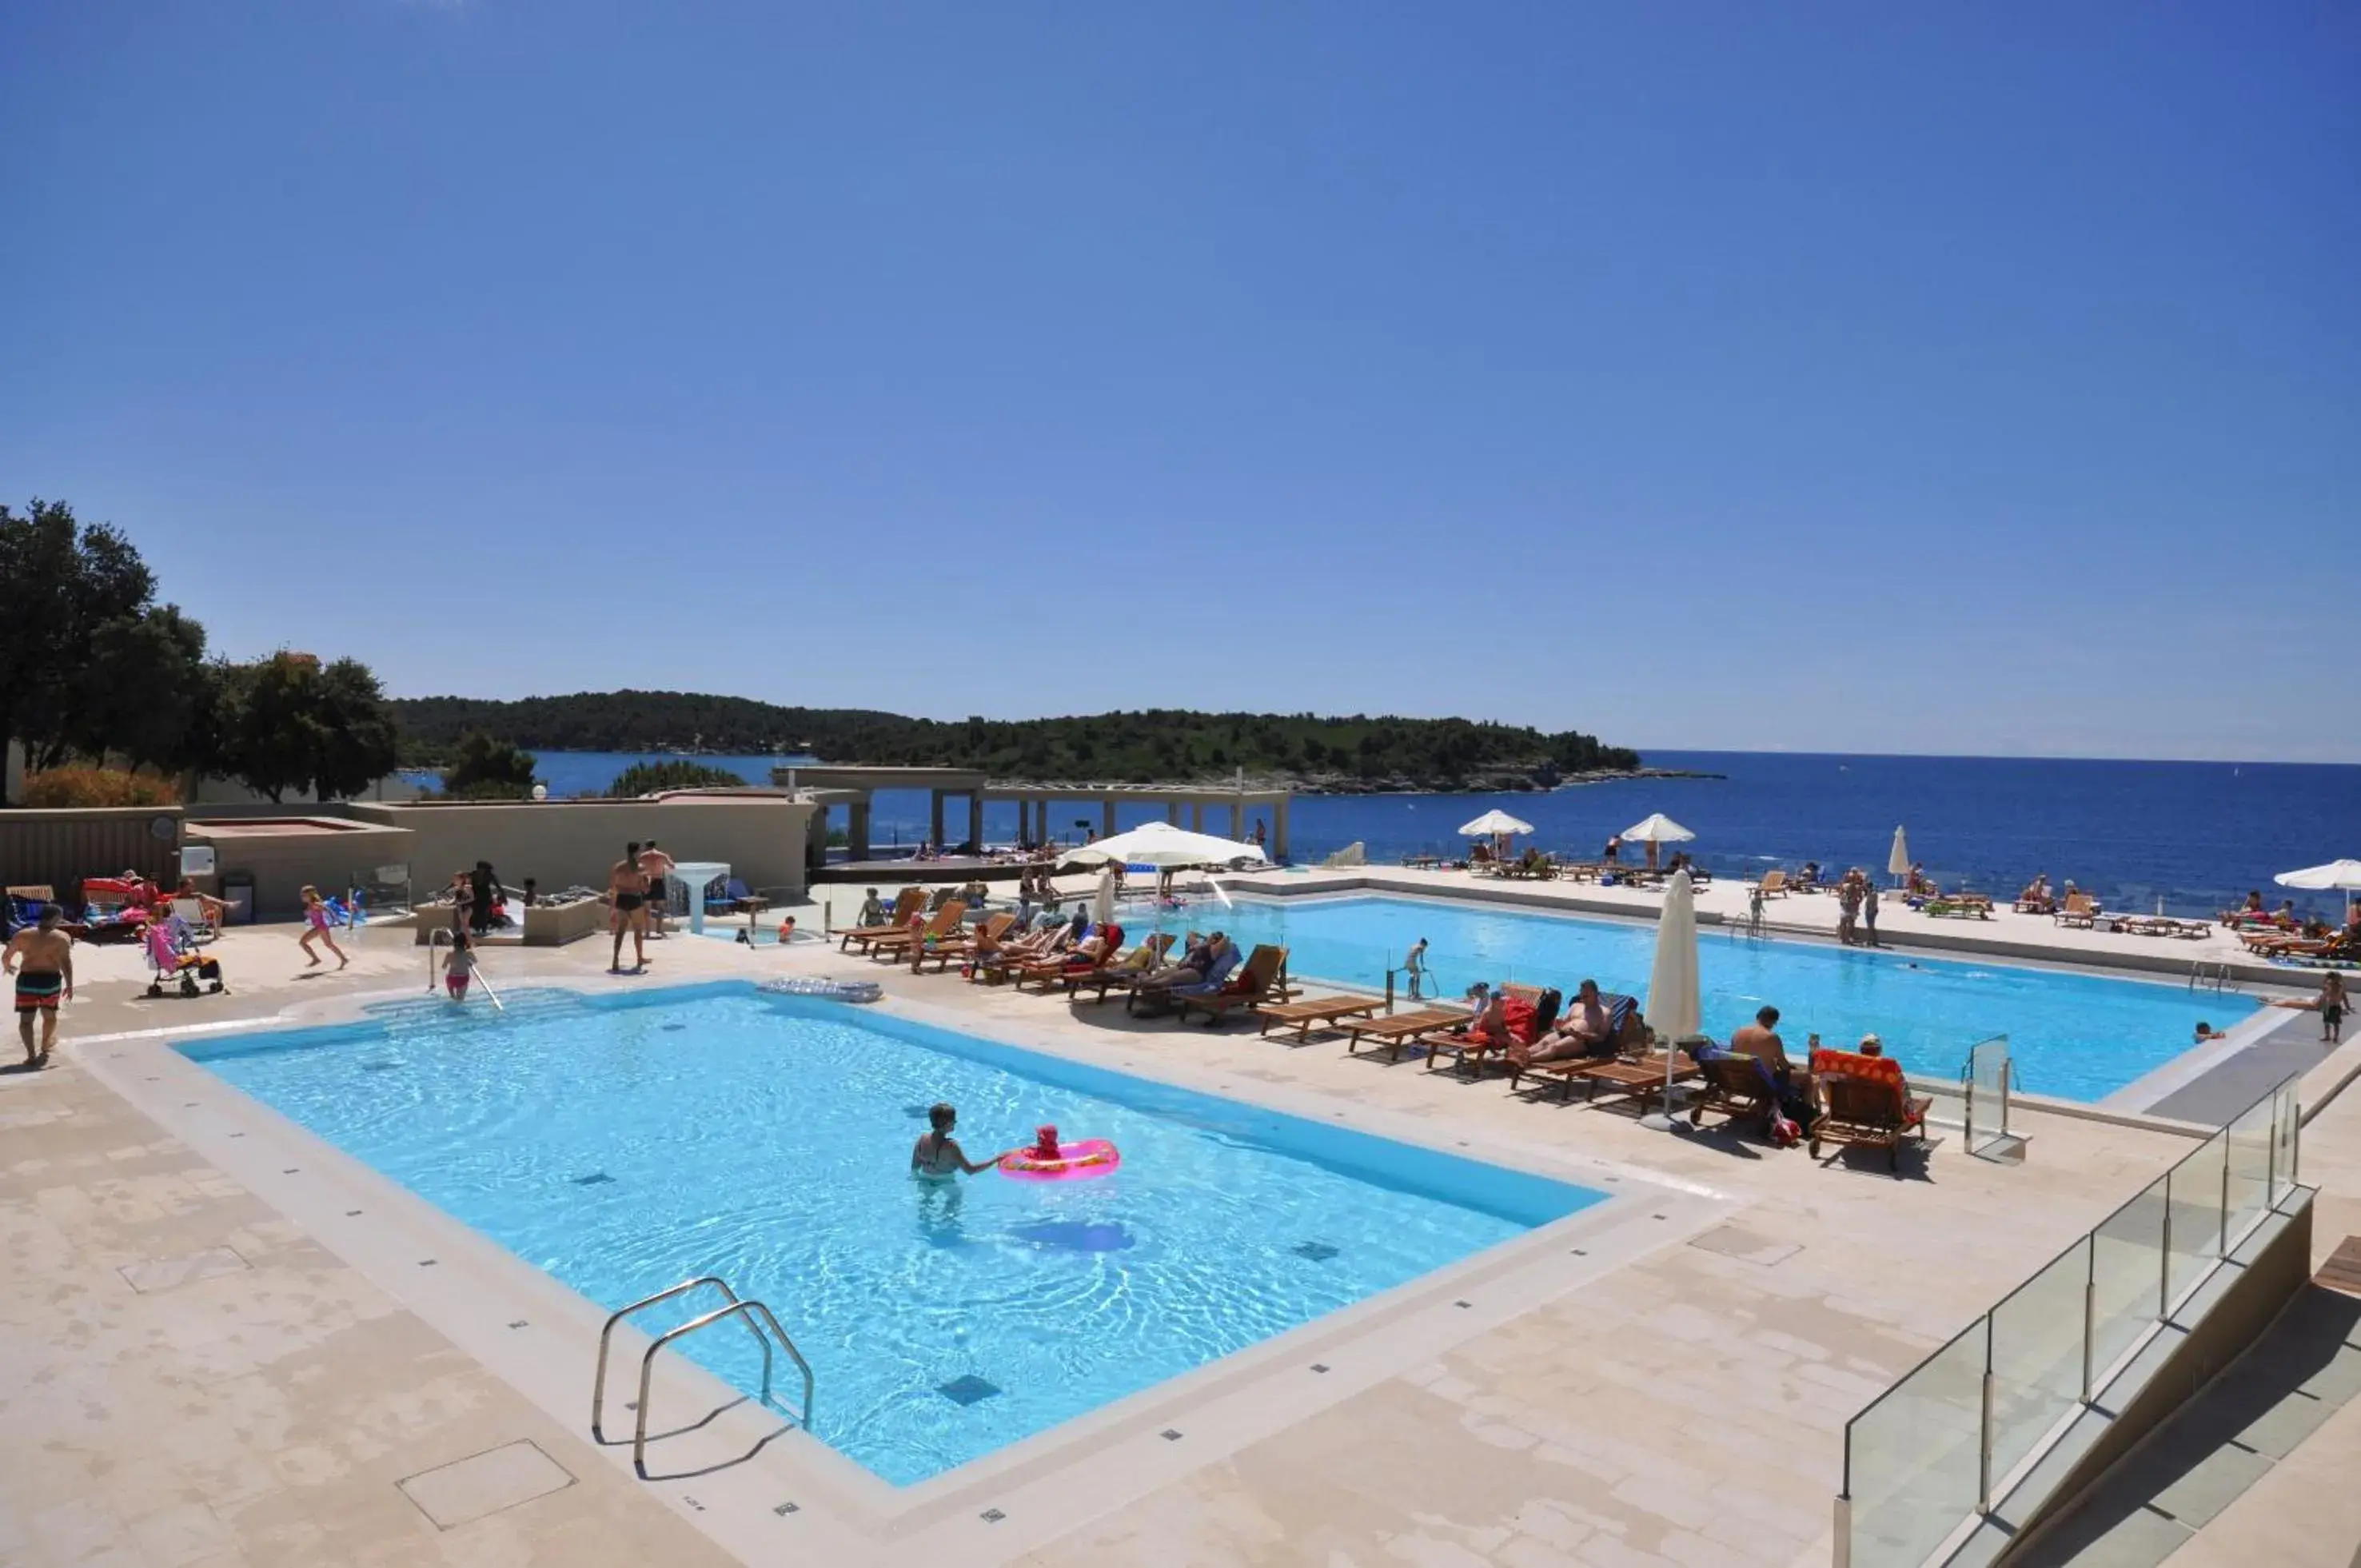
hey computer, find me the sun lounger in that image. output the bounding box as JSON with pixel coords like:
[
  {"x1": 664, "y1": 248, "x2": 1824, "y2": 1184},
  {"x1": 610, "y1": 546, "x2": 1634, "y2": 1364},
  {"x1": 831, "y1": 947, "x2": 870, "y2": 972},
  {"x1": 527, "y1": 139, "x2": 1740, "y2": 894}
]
[
  {"x1": 1175, "y1": 944, "x2": 1289, "y2": 1026},
  {"x1": 915, "y1": 912, "x2": 1015, "y2": 973},
  {"x1": 1808, "y1": 1047, "x2": 1930, "y2": 1169},
  {"x1": 840, "y1": 888, "x2": 927, "y2": 951},
  {"x1": 1751, "y1": 869, "x2": 1789, "y2": 899},
  {"x1": 865, "y1": 900, "x2": 966, "y2": 960},
  {"x1": 1342, "y1": 1007, "x2": 1466, "y2": 1062},
  {"x1": 2052, "y1": 892, "x2": 2097, "y2": 929},
  {"x1": 1257, "y1": 993, "x2": 1383, "y2": 1043},
  {"x1": 1502, "y1": 994, "x2": 1645, "y2": 1097},
  {"x1": 1125, "y1": 940, "x2": 1243, "y2": 1015},
  {"x1": 1062, "y1": 933, "x2": 1179, "y2": 1001},
  {"x1": 1685, "y1": 1054, "x2": 1781, "y2": 1135},
  {"x1": 1568, "y1": 1049, "x2": 1701, "y2": 1112}
]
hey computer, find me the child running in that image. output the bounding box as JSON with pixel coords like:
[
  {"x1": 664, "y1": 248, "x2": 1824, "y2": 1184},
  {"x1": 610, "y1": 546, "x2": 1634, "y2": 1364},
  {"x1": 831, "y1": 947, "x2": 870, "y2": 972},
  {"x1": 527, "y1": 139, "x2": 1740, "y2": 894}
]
[{"x1": 299, "y1": 885, "x2": 349, "y2": 969}]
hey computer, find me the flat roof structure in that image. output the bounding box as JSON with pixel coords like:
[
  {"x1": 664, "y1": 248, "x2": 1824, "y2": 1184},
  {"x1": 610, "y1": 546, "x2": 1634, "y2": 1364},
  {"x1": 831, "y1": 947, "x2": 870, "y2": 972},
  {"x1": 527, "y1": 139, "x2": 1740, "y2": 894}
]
[{"x1": 775, "y1": 765, "x2": 1294, "y2": 860}]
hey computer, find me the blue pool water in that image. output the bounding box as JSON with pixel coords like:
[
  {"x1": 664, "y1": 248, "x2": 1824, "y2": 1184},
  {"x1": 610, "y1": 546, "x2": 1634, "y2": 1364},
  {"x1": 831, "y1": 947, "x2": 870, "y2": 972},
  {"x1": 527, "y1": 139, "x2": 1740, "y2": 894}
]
[
  {"x1": 185, "y1": 985, "x2": 1601, "y2": 1485},
  {"x1": 1188, "y1": 896, "x2": 2256, "y2": 1102}
]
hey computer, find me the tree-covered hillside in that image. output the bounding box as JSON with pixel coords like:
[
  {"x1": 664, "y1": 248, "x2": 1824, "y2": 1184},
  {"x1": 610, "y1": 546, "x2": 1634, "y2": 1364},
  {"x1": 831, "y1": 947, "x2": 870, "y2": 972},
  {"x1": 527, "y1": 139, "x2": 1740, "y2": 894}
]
[{"x1": 389, "y1": 692, "x2": 1641, "y2": 789}]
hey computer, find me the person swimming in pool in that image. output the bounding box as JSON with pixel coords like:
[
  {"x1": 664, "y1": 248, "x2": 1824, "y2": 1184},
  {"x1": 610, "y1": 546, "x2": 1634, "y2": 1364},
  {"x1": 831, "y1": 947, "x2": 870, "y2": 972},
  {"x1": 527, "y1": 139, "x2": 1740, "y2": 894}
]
[{"x1": 910, "y1": 1103, "x2": 1015, "y2": 1179}]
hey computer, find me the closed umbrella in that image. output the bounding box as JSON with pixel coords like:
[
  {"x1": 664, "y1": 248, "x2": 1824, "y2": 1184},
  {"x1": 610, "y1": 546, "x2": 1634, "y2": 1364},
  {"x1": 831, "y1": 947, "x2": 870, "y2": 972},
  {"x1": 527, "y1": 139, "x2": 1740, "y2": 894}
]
[
  {"x1": 1621, "y1": 812, "x2": 1695, "y2": 872},
  {"x1": 1888, "y1": 826, "x2": 1912, "y2": 888},
  {"x1": 1093, "y1": 866, "x2": 1117, "y2": 928},
  {"x1": 1640, "y1": 869, "x2": 1701, "y2": 1131}
]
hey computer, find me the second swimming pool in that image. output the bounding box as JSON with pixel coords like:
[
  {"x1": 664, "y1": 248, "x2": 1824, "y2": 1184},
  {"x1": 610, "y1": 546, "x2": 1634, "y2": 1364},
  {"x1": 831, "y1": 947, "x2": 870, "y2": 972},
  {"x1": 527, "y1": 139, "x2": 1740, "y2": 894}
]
[{"x1": 1175, "y1": 894, "x2": 2255, "y2": 1101}]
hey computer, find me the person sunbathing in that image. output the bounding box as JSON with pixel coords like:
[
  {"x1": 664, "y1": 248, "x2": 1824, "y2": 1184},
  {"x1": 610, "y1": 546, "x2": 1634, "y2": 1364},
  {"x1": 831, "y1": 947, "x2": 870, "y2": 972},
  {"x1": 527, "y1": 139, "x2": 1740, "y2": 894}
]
[
  {"x1": 1135, "y1": 933, "x2": 1230, "y2": 993},
  {"x1": 1509, "y1": 980, "x2": 1614, "y2": 1069}
]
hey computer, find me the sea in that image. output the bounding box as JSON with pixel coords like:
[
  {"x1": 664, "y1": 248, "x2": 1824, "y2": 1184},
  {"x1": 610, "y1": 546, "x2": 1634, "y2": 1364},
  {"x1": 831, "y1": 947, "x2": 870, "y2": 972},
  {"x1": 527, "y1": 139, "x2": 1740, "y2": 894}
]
[{"x1": 405, "y1": 750, "x2": 2361, "y2": 921}]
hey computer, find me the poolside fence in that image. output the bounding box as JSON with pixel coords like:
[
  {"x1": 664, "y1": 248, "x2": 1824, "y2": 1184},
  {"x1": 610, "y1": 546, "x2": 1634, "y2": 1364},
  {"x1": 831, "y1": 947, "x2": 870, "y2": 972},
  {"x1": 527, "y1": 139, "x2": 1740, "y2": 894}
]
[{"x1": 1833, "y1": 1070, "x2": 2304, "y2": 1567}]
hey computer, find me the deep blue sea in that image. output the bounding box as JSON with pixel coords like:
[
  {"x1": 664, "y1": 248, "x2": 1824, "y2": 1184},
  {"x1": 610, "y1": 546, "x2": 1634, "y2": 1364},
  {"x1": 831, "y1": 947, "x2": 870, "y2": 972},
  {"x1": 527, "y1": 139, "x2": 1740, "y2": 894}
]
[{"x1": 410, "y1": 750, "x2": 2360, "y2": 920}]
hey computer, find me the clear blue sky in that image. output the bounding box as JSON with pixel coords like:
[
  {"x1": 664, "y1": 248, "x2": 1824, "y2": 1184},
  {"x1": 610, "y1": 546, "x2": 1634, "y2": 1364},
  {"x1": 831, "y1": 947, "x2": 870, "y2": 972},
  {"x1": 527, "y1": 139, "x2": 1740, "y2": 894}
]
[{"x1": 4, "y1": 3, "x2": 2355, "y2": 760}]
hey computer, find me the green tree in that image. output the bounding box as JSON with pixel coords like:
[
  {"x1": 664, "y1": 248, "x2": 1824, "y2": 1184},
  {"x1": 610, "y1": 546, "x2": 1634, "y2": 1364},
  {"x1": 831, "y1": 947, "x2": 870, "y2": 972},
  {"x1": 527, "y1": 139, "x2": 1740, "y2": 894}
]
[
  {"x1": 608, "y1": 759, "x2": 743, "y2": 796},
  {"x1": 441, "y1": 730, "x2": 540, "y2": 799},
  {"x1": 71, "y1": 604, "x2": 216, "y2": 775},
  {"x1": 0, "y1": 499, "x2": 166, "y2": 768},
  {"x1": 216, "y1": 652, "x2": 401, "y2": 803}
]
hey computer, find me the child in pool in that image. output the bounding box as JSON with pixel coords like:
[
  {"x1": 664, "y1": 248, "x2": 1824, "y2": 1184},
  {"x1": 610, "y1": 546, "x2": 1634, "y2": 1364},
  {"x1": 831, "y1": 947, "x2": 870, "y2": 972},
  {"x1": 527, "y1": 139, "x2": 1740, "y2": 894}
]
[{"x1": 1028, "y1": 1124, "x2": 1063, "y2": 1160}]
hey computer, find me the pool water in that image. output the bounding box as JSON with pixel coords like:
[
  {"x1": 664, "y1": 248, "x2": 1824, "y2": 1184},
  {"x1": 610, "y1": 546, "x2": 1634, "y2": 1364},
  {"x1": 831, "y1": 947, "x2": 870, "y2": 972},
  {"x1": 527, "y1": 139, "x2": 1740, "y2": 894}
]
[
  {"x1": 185, "y1": 985, "x2": 1601, "y2": 1485},
  {"x1": 1175, "y1": 896, "x2": 2255, "y2": 1102}
]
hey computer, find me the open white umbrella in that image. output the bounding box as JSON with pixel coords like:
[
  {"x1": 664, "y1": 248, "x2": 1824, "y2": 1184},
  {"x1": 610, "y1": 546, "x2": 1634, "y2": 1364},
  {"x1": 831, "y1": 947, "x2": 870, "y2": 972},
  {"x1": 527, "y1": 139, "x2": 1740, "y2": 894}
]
[
  {"x1": 1888, "y1": 826, "x2": 1912, "y2": 888},
  {"x1": 1621, "y1": 812, "x2": 1694, "y2": 872},
  {"x1": 1639, "y1": 869, "x2": 1701, "y2": 1131},
  {"x1": 1457, "y1": 808, "x2": 1535, "y2": 838},
  {"x1": 2275, "y1": 860, "x2": 2361, "y2": 892},
  {"x1": 1059, "y1": 820, "x2": 1264, "y2": 870}
]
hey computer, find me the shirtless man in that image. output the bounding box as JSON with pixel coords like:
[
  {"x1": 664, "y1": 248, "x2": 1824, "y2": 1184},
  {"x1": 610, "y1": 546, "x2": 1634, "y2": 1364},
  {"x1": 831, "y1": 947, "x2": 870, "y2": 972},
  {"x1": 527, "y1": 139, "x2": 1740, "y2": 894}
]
[
  {"x1": 1729, "y1": 1005, "x2": 1797, "y2": 1082},
  {"x1": 608, "y1": 841, "x2": 650, "y2": 972},
  {"x1": 637, "y1": 840, "x2": 676, "y2": 937},
  {"x1": 4, "y1": 908, "x2": 75, "y2": 1067},
  {"x1": 1510, "y1": 979, "x2": 1613, "y2": 1070}
]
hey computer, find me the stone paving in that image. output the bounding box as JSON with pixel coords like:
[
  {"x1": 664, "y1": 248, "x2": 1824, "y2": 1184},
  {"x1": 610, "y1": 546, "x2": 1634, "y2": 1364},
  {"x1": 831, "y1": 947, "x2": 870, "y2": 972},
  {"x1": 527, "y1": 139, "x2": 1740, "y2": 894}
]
[{"x1": 2, "y1": 888, "x2": 2338, "y2": 1568}]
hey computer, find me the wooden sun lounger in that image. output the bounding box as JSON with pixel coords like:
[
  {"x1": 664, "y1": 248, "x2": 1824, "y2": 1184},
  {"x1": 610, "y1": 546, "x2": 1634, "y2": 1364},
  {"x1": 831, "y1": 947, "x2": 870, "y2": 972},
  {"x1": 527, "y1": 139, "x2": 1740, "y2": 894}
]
[
  {"x1": 1572, "y1": 1051, "x2": 1701, "y2": 1113},
  {"x1": 2052, "y1": 892, "x2": 2098, "y2": 929},
  {"x1": 1811, "y1": 1072, "x2": 1932, "y2": 1169},
  {"x1": 1257, "y1": 994, "x2": 1383, "y2": 1043},
  {"x1": 1342, "y1": 1007, "x2": 1466, "y2": 1062},
  {"x1": 1752, "y1": 868, "x2": 1789, "y2": 898},
  {"x1": 839, "y1": 888, "x2": 927, "y2": 951},
  {"x1": 1063, "y1": 934, "x2": 1179, "y2": 1001},
  {"x1": 912, "y1": 912, "x2": 1015, "y2": 973},
  {"x1": 865, "y1": 900, "x2": 966, "y2": 959},
  {"x1": 1685, "y1": 1055, "x2": 1780, "y2": 1135},
  {"x1": 1174, "y1": 945, "x2": 1289, "y2": 1026}
]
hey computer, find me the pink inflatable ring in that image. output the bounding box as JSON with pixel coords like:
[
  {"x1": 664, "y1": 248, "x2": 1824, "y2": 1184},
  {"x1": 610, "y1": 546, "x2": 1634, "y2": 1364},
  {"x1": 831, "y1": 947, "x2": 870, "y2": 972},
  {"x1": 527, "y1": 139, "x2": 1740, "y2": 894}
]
[{"x1": 999, "y1": 1139, "x2": 1122, "y2": 1182}]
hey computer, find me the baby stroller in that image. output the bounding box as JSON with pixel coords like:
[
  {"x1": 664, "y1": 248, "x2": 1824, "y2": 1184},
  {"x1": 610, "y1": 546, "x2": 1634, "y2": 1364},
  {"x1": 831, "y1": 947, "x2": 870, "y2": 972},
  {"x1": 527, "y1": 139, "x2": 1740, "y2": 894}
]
[{"x1": 145, "y1": 916, "x2": 225, "y2": 998}]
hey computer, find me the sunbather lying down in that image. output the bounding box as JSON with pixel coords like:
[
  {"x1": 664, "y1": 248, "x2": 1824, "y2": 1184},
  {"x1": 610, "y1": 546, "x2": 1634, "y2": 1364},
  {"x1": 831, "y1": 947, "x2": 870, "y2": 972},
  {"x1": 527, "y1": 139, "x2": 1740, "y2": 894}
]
[
  {"x1": 1509, "y1": 980, "x2": 1615, "y2": 1069},
  {"x1": 1134, "y1": 933, "x2": 1233, "y2": 992}
]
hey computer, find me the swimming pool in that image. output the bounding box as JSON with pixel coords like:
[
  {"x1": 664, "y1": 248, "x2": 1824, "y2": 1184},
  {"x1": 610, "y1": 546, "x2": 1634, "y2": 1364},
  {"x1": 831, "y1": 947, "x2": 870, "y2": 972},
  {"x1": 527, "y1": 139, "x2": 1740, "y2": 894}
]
[
  {"x1": 1177, "y1": 895, "x2": 2255, "y2": 1102},
  {"x1": 183, "y1": 984, "x2": 1602, "y2": 1486}
]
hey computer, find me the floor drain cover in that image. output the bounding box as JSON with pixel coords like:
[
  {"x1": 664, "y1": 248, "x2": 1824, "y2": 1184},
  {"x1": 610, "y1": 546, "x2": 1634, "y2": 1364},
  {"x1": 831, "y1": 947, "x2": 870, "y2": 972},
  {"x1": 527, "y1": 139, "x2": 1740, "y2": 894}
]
[
  {"x1": 938, "y1": 1375, "x2": 1000, "y2": 1406},
  {"x1": 1292, "y1": 1242, "x2": 1340, "y2": 1262},
  {"x1": 572, "y1": 1172, "x2": 616, "y2": 1186}
]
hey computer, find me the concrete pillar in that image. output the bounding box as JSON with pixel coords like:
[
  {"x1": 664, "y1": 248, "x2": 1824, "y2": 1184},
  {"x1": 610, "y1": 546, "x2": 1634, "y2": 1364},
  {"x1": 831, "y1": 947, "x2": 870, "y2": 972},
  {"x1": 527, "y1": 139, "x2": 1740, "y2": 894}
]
[
  {"x1": 849, "y1": 798, "x2": 872, "y2": 863},
  {"x1": 1102, "y1": 800, "x2": 1117, "y2": 839},
  {"x1": 1032, "y1": 799, "x2": 1048, "y2": 844},
  {"x1": 1167, "y1": 800, "x2": 1181, "y2": 826},
  {"x1": 1274, "y1": 797, "x2": 1290, "y2": 860},
  {"x1": 967, "y1": 793, "x2": 984, "y2": 852},
  {"x1": 1230, "y1": 802, "x2": 1242, "y2": 839},
  {"x1": 1190, "y1": 802, "x2": 1203, "y2": 833},
  {"x1": 930, "y1": 790, "x2": 946, "y2": 849}
]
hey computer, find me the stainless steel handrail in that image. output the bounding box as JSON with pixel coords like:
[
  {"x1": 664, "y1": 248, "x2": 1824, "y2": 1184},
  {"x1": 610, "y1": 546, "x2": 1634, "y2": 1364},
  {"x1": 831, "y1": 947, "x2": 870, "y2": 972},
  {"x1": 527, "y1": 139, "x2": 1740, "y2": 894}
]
[
  {"x1": 591, "y1": 1275, "x2": 745, "y2": 1442},
  {"x1": 425, "y1": 926, "x2": 450, "y2": 992},
  {"x1": 633, "y1": 1298, "x2": 814, "y2": 1475}
]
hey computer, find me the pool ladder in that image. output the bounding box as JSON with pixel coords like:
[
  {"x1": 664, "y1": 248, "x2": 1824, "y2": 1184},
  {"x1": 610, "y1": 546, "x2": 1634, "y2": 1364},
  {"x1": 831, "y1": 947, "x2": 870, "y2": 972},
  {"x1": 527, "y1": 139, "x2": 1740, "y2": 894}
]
[
  {"x1": 2189, "y1": 960, "x2": 2236, "y2": 994},
  {"x1": 591, "y1": 1275, "x2": 814, "y2": 1476}
]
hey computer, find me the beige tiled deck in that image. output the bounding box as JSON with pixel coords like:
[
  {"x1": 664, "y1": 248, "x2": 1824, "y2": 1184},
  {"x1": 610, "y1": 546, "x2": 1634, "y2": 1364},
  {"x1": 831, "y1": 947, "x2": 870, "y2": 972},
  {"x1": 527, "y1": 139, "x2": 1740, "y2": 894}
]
[{"x1": 2, "y1": 885, "x2": 2339, "y2": 1568}]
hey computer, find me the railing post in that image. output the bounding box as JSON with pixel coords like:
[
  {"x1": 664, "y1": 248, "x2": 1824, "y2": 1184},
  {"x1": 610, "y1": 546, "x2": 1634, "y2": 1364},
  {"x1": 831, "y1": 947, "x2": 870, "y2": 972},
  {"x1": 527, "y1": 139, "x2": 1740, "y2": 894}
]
[
  {"x1": 1384, "y1": 968, "x2": 1396, "y2": 1015},
  {"x1": 2081, "y1": 1241, "x2": 2097, "y2": 1401},
  {"x1": 2159, "y1": 1183, "x2": 2174, "y2": 1318},
  {"x1": 1978, "y1": 1334, "x2": 1996, "y2": 1512},
  {"x1": 1832, "y1": 1494, "x2": 1852, "y2": 1568},
  {"x1": 2219, "y1": 1136, "x2": 2232, "y2": 1258},
  {"x1": 2000, "y1": 1059, "x2": 2012, "y2": 1139}
]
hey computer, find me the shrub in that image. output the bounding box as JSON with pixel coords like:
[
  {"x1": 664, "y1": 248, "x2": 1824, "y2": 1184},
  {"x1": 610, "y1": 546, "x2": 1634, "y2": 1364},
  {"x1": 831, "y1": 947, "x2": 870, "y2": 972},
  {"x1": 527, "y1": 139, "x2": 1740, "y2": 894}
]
[
  {"x1": 608, "y1": 760, "x2": 744, "y2": 797},
  {"x1": 22, "y1": 768, "x2": 180, "y2": 808}
]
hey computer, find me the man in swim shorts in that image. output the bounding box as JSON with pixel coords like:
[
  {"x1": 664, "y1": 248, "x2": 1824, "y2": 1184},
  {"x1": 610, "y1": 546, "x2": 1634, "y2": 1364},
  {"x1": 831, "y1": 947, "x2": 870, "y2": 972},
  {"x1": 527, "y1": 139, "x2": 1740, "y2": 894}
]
[
  {"x1": 638, "y1": 840, "x2": 675, "y2": 937},
  {"x1": 608, "y1": 841, "x2": 650, "y2": 972},
  {"x1": 910, "y1": 1103, "x2": 1012, "y2": 1178},
  {"x1": 4, "y1": 908, "x2": 74, "y2": 1068}
]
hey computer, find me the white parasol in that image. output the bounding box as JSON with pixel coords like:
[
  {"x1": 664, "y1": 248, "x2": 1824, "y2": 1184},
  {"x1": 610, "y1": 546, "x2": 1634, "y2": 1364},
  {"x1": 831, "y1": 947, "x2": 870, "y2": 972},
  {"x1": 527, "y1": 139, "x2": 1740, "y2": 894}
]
[
  {"x1": 1059, "y1": 820, "x2": 1265, "y2": 870},
  {"x1": 1621, "y1": 812, "x2": 1694, "y2": 872},
  {"x1": 1639, "y1": 869, "x2": 1701, "y2": 1131},
  {"x1": 1093, "y1": 866, "x2": 1117, "y2": 927},
  {"x1": 1458, "y1": 809, "x2": 1536, "y2": 838},
  {"x1": 1888, "y1": 826, "x2": 1912, "y2": 887},
  {"x1": 2275, "y1": 860, "x2": 2361, "y2": 892}
]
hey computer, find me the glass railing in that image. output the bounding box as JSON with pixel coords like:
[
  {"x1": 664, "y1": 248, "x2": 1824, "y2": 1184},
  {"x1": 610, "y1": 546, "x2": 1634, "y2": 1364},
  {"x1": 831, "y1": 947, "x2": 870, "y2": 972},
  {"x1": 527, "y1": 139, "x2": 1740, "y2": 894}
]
[
  {"x1": 1837, "y1": 1072, "x2": 2305, "y2": 1567},
  {"x1": 1963, "y1": 1036, "x2": 2012, "y2": 1155}
]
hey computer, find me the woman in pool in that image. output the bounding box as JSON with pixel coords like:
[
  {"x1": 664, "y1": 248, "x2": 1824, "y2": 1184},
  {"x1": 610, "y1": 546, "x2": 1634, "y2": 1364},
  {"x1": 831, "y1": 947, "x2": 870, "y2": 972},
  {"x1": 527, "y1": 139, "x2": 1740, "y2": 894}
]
[{"x1": 910, "y1": 1103, "x2": 1015, "y2": 1179}]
